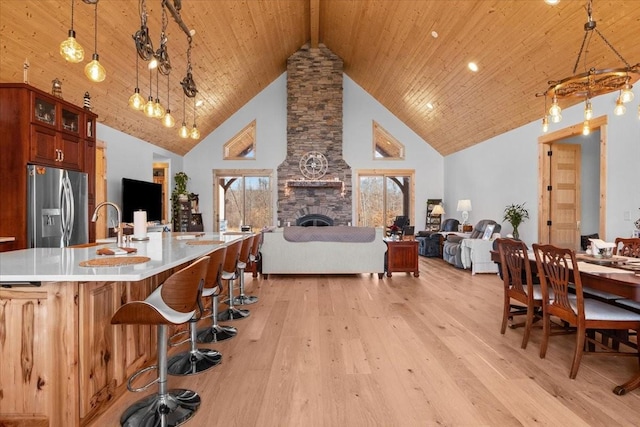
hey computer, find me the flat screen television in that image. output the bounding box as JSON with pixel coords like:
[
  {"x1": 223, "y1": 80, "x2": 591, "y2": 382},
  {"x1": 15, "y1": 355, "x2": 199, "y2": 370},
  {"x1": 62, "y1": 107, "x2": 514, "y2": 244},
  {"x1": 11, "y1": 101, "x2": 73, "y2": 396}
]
[{"x1": 121, "y1": 178, "x2": 163, "y2": 223}]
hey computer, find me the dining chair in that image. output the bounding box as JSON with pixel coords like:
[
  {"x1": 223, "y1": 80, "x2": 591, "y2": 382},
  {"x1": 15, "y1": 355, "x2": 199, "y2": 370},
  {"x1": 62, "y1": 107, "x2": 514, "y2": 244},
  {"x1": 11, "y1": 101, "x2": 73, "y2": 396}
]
[
  {"x1": 613, "y1": 237, "x2": 640, "y2": 258},
  {"x1": 532, "y1": 243, "x2": 640, "y2": 379},
  {"x1": 497, "y1": 238, "x2": 541, "y2": 349}
]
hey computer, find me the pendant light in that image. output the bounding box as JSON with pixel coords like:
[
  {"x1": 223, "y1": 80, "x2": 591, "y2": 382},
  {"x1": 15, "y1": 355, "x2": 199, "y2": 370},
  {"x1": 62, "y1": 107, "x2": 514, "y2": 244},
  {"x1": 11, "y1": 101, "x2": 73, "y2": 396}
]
[
  {"x1": 128, "y1": 52, "x2": 145, "y2": 110},
  {"x1": 84, "y1": 1, "x2": 106, "y2": 82},
  {"x1": 59, "y1": 0, "x2": 84, "y2": 63},
  {"x1": 190, "y1": 95, "x2": 200, "y2": 139},
  {"x1": 179, "y1": 92, "x2": 189, "y2": 138},
  {"x1": 153, "y1": 71, "x2": 166, "y2": 119},
  {"x1": 144, "y1": 69, "x2": 155, "y2": 117},
  {"x1": 162, "y1": 74, "x2": 175, "y2": 128}
]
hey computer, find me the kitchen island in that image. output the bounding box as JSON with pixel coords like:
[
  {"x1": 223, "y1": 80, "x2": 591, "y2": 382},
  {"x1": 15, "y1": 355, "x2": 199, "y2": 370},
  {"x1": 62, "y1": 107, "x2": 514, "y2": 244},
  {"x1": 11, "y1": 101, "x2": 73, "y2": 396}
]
[{"x1": 0, "y1": 232, "x2": 242, "y2": 426}]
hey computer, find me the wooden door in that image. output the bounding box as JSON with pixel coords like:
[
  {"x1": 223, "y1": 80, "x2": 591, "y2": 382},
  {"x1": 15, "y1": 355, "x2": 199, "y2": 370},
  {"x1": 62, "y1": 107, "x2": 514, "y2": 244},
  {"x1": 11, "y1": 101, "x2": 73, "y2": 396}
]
[
  {"x1": 95, "y1": 141, "x2": 107, "y2": 239},
  {"x1": 549, "y1": 143, "x2": 581, "y2": 250}
]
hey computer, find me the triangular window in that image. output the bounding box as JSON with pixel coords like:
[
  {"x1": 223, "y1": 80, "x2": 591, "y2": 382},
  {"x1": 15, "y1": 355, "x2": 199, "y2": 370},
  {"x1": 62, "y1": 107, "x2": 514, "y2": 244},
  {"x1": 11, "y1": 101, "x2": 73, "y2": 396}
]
[
  {"x1": 373, "y1": 121, "x2": 404, "y2": 159},
  {"x1": 224, "y1": 120, "x2": 256, "y2": 159}
]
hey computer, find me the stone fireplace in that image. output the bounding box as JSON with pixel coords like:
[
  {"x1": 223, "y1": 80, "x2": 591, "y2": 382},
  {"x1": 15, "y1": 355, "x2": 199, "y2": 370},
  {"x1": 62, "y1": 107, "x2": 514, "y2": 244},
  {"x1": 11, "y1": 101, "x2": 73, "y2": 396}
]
[{"x1": 277, "y1": 44, "x2": 352, "y2": 226}]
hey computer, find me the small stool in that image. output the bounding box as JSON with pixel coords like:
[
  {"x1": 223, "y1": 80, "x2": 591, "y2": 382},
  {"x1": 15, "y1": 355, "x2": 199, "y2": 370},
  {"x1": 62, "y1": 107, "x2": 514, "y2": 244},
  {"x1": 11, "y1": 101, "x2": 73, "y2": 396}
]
[
  {"x1": 111, "y1": 256, "x2": 210, "y2": 427},
  {"x1": 218, "y1": 237, "x2": 251, "y2": 321},
  {"x1": 233, "y1": 233, "x2": 260, "y2": 305},
  {"x1": 197, "y1": 245, "x2": 238, "y2": 343}
]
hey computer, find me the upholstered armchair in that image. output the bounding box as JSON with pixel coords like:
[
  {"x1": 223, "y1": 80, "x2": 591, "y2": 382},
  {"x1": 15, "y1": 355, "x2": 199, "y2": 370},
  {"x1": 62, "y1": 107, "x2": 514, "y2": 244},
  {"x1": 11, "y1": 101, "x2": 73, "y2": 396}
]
[
  {"x1": 442, "y1": 219, "x2": 501, "y2": 271},
  {"x1": 416, "y1": 218, "x2": 460, "y2": 257}
]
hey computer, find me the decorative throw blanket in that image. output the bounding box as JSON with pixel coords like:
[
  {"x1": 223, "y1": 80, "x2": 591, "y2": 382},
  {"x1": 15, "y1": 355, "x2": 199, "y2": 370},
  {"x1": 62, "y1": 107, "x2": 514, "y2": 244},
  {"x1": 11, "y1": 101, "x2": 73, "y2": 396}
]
[{"x1": 283, "y1": 226, "x2": 376, "y2": 243}]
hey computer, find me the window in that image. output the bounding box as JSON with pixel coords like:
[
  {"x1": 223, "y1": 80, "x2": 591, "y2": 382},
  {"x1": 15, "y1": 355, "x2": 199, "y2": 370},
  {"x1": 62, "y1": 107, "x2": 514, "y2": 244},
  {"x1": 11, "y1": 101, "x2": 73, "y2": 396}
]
[
  {"x1": 373, "y1": 121, "x2": 404, "y2": 159},
  {"x1": 215, "y1": 169, "x2": 272, "y2": 231},
  {"x1": 223, "y1": 120, "x2": 256, "y2": 160},
  {"x1": 356, "y1": 170, "x2": 414, "y2": 227}
]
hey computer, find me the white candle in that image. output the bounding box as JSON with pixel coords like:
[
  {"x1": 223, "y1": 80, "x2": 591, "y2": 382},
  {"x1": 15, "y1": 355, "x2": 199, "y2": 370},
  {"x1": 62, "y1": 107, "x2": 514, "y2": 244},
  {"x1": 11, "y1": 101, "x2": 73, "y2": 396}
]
[{"x1": 133, "y1": 210, "x2": 147, "y2": 239}]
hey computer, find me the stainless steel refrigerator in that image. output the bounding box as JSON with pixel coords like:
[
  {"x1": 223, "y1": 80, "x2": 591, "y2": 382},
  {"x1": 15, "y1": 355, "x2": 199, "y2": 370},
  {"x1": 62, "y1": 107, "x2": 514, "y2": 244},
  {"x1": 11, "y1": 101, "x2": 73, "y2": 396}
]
[{"x1": 27, "y1": 164, "x2": 88, "y2": 248}]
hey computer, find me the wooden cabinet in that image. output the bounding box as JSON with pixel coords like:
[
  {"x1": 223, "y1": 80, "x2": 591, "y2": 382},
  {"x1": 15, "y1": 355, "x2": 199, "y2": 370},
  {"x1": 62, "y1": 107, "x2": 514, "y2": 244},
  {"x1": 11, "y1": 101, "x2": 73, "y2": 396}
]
[
  {"x1": 78, "y1": 281, "x2": 120, "y2": 419},
  {"x1": 173, "y1": 199, "x2": 203, "y2": 232},
  {"x1": 384, "y1": 240, "x2": 419, "y2": 277},
  {"x1": 0, "y1": 83, "x2": 97, "y2": 251}
]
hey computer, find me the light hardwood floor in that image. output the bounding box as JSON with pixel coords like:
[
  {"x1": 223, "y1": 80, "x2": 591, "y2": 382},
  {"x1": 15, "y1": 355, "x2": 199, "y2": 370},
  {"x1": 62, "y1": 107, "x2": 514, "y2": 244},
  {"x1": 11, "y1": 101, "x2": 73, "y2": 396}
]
[{"x1": 89, "y1": 257, "x2": 640, "y2": 426}]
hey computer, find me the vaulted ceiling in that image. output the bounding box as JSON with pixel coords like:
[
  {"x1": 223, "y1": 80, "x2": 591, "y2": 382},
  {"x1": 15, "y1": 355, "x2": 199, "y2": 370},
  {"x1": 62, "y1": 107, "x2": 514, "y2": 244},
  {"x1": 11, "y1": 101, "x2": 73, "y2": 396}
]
[{"x1": 2, "y1": 1, "x2": 639, "y2": 156}]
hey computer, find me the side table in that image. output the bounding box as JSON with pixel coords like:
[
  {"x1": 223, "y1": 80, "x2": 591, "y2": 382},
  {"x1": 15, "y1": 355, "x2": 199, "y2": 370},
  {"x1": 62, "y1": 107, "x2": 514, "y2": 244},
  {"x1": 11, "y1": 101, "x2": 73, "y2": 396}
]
[{"x1": 384, "y1": 239, "x2": 419, "y2": 277}]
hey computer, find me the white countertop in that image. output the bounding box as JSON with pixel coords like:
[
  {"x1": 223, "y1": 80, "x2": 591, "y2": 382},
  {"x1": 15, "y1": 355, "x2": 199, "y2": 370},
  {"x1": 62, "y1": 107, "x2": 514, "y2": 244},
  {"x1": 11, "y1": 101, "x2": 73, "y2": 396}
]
[{"x1": 0, "y1": 233, "x2": 244, "y2": 282}]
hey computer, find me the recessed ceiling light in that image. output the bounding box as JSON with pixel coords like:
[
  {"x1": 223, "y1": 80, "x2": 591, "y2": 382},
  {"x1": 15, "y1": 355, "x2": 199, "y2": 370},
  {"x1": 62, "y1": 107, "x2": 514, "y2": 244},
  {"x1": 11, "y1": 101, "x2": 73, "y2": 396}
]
[
  {"x1": 195, "y1": 99, "x2": 204, "y2": 107},
  {"x1": 468, "y1": 62, "x2": 479, "y2": 72},
  {"x1": 426, "y1": 102, "x2": 434, "y2": 110},
  {"x1": 544, "y1": 0, "x2": 559, "y2": 5},
  {"x1": 431, "y1": 31, "x2": 438, "y2": 38}
]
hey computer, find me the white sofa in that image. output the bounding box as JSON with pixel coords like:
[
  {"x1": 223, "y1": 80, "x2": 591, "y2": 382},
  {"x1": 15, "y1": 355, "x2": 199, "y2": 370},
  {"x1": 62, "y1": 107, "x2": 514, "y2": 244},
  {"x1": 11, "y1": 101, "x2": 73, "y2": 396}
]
[{"x1": 261, "y1": 226, "x2": 386, "y2": 277}]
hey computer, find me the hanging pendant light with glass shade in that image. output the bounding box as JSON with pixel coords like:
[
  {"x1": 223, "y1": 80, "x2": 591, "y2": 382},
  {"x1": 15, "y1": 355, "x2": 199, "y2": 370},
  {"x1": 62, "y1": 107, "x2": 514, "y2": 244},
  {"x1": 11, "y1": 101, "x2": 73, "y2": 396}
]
[
  {"x1": 60, "y1": 0, "x2": 84, "y2": 63},
  {"x1": 179, "y1": 92, "x2": 189, "y2": 138},
  {"x1": 190, "y1": 95, "x2": 200, "y2": 139},
  {"x1": 144, "y1": 69, "x2": 155, "y2": 117},
  {"x1": 84, "y1": 1, "x2": 106, "y2": 82},
  {"x1": 153, "y1": 71, "x2": 166, "y2": 119},
  {"x1": 162, "y1": 74, "x2": 175, "y2": 128},
  {"x1": 128, "y1": 52, "x2": 145, "y2": 111}
]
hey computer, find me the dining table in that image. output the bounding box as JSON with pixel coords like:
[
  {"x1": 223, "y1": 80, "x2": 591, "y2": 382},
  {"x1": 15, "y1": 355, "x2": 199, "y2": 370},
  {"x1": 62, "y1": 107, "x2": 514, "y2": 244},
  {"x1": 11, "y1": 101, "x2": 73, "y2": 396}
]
[{"x1": 490, "y1": 249, "x2": 640, "y2": 395}]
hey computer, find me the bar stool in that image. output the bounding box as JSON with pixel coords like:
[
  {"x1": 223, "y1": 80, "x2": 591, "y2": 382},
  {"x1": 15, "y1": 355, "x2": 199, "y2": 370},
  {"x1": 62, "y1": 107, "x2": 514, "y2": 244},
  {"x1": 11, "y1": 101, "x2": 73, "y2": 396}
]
[
  {"x1": 233, "y1": 232, "x2": 260, "y2": 305},
  {"x1": 167, "y1": 249, "x2": 226, "y2": 376},
  {"x1": 110, "y1": 256, "x2": 210, "y2": 427},
  {"x1": 218, "y1": 237, "x2": 251, "y2": 321},
  {"x1": 197, "y1": 245, "x2": 238, "y2": 343}
]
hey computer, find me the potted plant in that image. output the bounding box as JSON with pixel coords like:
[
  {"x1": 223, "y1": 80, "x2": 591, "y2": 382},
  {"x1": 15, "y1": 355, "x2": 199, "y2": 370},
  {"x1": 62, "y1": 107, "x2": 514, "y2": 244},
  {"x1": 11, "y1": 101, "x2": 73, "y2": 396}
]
[
  {"x1": 173, "y1": 172, "x2": 190, "y2": 201},
  {"x1": 503, "y1": 202, "x2": 529, "y2": 240}
]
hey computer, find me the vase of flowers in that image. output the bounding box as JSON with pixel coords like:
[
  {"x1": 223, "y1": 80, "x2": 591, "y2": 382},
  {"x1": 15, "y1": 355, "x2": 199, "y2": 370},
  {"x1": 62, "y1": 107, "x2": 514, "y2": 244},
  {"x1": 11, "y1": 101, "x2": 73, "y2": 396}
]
[{"x1": 503, "y1": 202, "x2": 529, "y2": 240}]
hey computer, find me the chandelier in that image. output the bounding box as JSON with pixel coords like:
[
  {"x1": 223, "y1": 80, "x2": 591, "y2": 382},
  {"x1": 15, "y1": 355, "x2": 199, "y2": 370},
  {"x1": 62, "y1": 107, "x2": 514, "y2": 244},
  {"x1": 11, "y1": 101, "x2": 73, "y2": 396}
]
[
  {"x1": 537, "y1": 0, "x2": 640, "y2": 132},
  {"x1": 131, "y1": 0, "x2": 198, "y2": 132}
]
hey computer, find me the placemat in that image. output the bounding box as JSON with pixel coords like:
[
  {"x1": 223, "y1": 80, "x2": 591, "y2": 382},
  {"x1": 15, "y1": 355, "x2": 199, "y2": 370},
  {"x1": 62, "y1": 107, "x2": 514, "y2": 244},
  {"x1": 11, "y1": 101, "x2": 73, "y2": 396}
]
[
  {"x1": 186, "y1": 240, "x2": 225, "y2": 245},
  {"x1": 576, "y1": 261, "x2": 634, "y2": 274},
  {"x1": 80, "y1": 256, "x2": 151, "y2": 267}
]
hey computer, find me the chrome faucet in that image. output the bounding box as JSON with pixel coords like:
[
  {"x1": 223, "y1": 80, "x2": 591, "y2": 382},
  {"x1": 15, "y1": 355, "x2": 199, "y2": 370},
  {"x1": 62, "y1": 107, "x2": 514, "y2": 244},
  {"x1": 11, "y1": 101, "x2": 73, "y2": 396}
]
[{"x1": 92, "y1": 202, "x2": 123, "y2": 247}]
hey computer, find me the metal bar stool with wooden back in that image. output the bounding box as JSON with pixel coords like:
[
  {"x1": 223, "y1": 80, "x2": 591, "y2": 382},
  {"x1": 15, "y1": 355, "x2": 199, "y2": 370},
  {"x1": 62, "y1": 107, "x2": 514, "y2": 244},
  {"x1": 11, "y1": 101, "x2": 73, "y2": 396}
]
[
  {"x1": 233, "y1": 232, "x2": 260, "y2": 305},
  {"x1": 218, "y1": 237, "x2": 251, "y2": 321},
  {"x1": 533, "y1": 244, "x2": 640, "y2": 379},
  {"x1": 167, "y1": 247, "x2": 226, "y2": 376},
  {"x1": 110, "y1": 255, "x2": 210, "y2": 427},
  {"x1": 197, "y1": 244, "x2": 239, "y2": 342}
]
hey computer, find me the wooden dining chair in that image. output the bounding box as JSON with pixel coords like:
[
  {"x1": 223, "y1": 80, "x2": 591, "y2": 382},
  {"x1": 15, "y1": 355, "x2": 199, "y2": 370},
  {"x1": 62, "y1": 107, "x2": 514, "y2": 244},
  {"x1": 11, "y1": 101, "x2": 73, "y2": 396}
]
[
  {"x1": 532, "y1": 243, "x2": 640, "y2": 379},
  {"x1": 613, "y1": 237, "x2": 640, "y2": 258},
  {"x1": 497, "y1": 238, "x2": 542, "y2": 349}
]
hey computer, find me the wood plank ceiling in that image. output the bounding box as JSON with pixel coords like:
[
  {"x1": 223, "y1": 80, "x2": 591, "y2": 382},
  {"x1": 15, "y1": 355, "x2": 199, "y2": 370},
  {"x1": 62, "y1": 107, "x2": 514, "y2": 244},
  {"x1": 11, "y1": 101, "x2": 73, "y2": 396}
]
[{"x1": 1, "y1": 1, "x2": 639, "y2": 156}]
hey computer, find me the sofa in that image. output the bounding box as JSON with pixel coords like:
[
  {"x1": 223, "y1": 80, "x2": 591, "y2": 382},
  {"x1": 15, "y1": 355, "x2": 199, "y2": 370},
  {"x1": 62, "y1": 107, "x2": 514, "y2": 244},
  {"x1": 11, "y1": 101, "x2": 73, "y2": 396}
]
[
  {"x1": 443, "y1": 219, "x2": 501, "y2": 272},
  {"x1": 261, "y1": 226, "x2": 387, "y2": 277},
  {"x1": 416, "y1": 218, "x2": 460, "y2": 257}
]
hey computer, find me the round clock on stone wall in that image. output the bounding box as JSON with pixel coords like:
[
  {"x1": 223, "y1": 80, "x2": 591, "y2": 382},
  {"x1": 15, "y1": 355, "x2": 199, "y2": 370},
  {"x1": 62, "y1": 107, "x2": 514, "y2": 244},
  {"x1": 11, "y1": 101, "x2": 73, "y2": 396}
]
[{"x1": 299, "y1": 151, "x2": 329, "y2": 180}]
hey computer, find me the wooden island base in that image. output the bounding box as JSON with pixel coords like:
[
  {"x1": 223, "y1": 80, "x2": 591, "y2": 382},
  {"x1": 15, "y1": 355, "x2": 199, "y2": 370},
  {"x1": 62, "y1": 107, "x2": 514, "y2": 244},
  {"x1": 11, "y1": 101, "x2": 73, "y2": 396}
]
[{"x1": 0, "y1": 267, "x2": 185, "y2": 426}]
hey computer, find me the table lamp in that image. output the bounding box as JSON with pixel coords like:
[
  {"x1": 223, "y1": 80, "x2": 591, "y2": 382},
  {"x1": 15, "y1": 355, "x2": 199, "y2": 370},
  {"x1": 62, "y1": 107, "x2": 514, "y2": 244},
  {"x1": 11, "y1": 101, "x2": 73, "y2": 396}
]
[
  {"x1": 456, "y1": 199, "x2": 472, "y2": 225},
  {"x1": 431, "y1": 204, "x2": 445, "y2": 216}
]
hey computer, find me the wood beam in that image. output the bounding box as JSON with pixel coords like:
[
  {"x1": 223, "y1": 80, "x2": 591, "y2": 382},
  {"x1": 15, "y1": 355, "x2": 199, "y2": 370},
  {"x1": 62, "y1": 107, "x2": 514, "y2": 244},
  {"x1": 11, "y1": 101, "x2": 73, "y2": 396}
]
[{"x1": 310, "y1": 0, "x2": 319, "y2": 48}]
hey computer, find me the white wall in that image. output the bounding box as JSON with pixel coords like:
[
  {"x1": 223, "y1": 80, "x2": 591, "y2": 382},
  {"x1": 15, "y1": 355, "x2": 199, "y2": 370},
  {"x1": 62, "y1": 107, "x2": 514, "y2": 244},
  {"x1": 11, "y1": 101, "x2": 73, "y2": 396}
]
[
  {"x1": 96, "y1": 123, "x2": 182, "y2": 225},
  {"x1": 183, "y1": 73, "x2": 444, "y2": 231},
  {"x1": 343, "y1": 75, "x2": 444, "y2": 229},
  {"x1": 183, "y1": 75, "x2": 288, "y2": 231},
  {"x1": 444, "y1": 87, "x2": 640, "y2": 245}
]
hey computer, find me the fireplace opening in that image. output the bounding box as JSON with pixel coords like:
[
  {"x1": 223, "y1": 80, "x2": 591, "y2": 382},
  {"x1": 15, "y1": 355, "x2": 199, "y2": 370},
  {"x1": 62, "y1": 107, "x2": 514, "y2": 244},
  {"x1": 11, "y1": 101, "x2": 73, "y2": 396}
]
[{"x1": 296, "y1": 214, "x2": 334, "y2": 227}]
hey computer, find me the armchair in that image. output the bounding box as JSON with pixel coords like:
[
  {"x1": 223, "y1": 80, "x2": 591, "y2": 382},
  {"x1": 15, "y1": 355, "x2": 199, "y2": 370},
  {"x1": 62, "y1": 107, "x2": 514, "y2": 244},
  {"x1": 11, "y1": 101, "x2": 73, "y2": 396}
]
[
  {"x1": 442, "y1": 219, "x2": 501, "y2": 272},
  {"x1": 417, "y1": 218, "x2": 460, "y2": 257}
]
